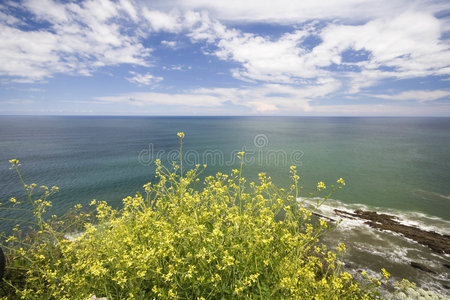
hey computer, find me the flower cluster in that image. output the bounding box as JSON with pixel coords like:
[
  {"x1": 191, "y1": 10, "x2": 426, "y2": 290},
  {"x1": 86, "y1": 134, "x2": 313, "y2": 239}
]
[{"x1": 1, "y1": 135, "x2": 392, "y2": 299}]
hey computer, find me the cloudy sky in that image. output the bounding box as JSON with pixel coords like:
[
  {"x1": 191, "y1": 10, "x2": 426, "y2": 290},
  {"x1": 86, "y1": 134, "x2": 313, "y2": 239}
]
[{"x1": 1, "y1": 0, "x2": 449, "y2": 116}]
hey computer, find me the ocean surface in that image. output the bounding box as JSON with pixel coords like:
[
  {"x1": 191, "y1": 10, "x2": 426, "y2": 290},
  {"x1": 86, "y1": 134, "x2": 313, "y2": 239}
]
[{"x1": 1, "y1": 116, "x2": 449, "y2": 295}]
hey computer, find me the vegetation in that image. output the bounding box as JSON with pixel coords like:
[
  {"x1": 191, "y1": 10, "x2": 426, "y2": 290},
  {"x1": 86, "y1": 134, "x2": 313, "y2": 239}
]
[{"x1": 0, "y1": 133, "x2": 414, "y2": 299}]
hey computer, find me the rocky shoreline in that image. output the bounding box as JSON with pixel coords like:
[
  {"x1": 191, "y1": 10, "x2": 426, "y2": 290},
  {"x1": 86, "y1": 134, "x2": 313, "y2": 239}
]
[{"x1": 333, "y1": 209, "x2": 450, "y2": 255}]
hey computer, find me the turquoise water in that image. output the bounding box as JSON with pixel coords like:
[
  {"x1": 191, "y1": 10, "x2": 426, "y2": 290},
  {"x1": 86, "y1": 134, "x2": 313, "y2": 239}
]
[
  {"x1": 1, "y1": 116, "x2": 449, "y2": 294},
  {"x1": 2, "y1": 116, "x2": 448, "y2": 219}
]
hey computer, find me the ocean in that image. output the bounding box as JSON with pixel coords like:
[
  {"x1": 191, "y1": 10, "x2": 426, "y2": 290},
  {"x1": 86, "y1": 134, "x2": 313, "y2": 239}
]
[{"x1": 1, "y1": 116, "x2": 449, "y2": 295}]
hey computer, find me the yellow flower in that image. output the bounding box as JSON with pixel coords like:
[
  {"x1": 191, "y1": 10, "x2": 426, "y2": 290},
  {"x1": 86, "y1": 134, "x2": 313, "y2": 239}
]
[
  {"x1": 337, "y1": 243, "x2": 346, "y2": 252},
  {"x1": 337, "y1": 178, "x2": 346, "y2": 185},
  {"x1": 317, "y1": 181, "x2": 326, "y2": 190},
  {"x1": 177, "y1": 132, "x2": 185, "y2": 138},
  {"x1": 381, "y1": 268, "x2": 390, "y2": 279},
  {"x1": 143, "y1": 182, "x2": 151, "y2": 191},
  {"x1": 9, "y1": 159, "x2": 19, "y2": 165},
  {"x1": 319, "y1": 219, "x2": 328, "y2": 228},
  {"x1": 137, "y1": 270, "x2": 147, "y2": 277},
  {"x1": 10, "y1": 197, "x2": 17, "y2": 203}
]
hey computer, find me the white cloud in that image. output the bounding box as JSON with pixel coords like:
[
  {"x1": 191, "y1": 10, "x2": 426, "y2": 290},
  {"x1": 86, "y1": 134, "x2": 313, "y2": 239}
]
[
  {"x1": 185, "y1": 7, "x2": 450, "y2": 93},
  {"x1": 96, "y1": 81, "x2": 340, "y2": 113},
  {"x1": 142, "y1": 9, "x2": 182, "y2": 32},
  {"x1": 187, "y1": 15, "x2": 330, "y2": 83},
  {"x1": 159, "y1": 0, "x2": 413, "y2": 23},
  {"x1": 119, "y1": 0, "x2": 138, "y2": 21},
  {"x1": 0, "y1": 1, "x2": 205, "y2": 82},
  {"x1": 0, "y1": 9, "x2": 25, "y2": 26},
  {"x1": 162, "y1": 65, "x2": 190, "y2": 71},
  {"x1": 215, "y1": 30, "x2": 320, "y2": 83},
  {"x1": 96, "y1": 91, "x2": 223, "y2": 107},
  {"x1": 0, "y1": 0, "x2": 151, "y2": 81},
  {"x1": 313, "y1": 11, "x2": 450, "y2": 92},
  {"x1": 161, "y1": 40, "x2": 177, "y2": 48},
  {"x1": 372, "y1": 90, "x2": 450, "y2": 102},
  {"x1": 126, "y1": 71, "x2": 163, "y2": 86},
  {"x1": 23, "y1": 0, "x2": 70, "y2": 23},
  {"x1": 95, "y1": 83, "x2": 450, "y2": 115}
]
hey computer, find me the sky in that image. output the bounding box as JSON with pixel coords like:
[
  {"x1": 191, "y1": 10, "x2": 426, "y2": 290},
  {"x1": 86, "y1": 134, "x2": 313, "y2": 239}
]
[{"x1": 0, "y1": 0, "x2": 450, "y2": 116}]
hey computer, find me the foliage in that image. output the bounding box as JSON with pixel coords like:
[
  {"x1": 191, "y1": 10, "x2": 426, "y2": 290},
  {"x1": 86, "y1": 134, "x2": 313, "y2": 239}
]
[{"x1": 1, "y1": 134, "x2": 387, "y2": 299}]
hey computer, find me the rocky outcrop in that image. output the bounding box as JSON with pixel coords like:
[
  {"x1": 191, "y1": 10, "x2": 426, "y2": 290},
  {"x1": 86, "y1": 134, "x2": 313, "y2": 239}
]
[{"x1": 334, "y1": 209, "x2": 450, "y2": 254}]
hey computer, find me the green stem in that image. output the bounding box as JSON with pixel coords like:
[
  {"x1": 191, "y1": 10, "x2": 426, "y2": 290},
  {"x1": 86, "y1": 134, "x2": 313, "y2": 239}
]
[
  {"x1": 238, "y1": 158, "x2": 244, "y2": 212},
  {"x1": 14, "y1": 166, "x2": 34, "y2": 208},
  {"x1": 180, "y1": 138, "x2": 183, "y2": 178}
]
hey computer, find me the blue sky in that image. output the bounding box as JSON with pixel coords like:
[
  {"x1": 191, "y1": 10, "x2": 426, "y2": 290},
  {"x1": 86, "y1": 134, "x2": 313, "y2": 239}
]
[{"x1": 0, "y1": 0, "x2": 449, "y2": 116}]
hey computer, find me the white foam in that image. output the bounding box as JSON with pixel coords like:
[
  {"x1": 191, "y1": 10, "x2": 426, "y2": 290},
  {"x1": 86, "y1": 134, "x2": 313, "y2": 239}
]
[{"x1": 352, "y1": 243, "x2": 411, "y2": 264}]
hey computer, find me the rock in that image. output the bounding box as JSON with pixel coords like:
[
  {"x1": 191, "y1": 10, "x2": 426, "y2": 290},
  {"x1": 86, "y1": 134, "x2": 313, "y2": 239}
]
[
  {"x1": 334, "y1": 209, "x2": 450, "y2": 254},
  {"x1": 410, "y1": 261, "x2": 436, "y2": 274}
]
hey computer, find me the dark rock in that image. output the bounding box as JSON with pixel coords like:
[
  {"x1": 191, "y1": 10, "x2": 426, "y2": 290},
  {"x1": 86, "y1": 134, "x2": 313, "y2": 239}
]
[
  {"x1": 334, "y1": 209, "x2": 358, "y2": 220},
  {"x1": 334, "y1": 209, "x2": 450, "y2": 254},
  {"x1": 443, "y1": 263, "x2": 450, "y2": 269},
  {"x1": 410, "y1": 261, "x2": 436, "y2": 274}
]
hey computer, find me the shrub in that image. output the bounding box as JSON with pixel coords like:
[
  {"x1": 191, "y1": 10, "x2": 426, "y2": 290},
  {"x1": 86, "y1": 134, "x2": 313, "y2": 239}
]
[{"x1": 1, "y1": 134, "x2": 384, "y2": 299}]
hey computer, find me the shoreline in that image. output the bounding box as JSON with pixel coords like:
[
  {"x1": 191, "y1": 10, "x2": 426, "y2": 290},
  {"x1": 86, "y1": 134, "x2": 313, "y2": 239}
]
[{"x1": 303, "y1": 198, "x2": 450, "y2": 297}]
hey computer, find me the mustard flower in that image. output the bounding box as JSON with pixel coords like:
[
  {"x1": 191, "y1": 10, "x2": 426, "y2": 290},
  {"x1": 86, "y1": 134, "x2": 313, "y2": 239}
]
[
  {"x1": 337, "y1": 178, "x2": 346, "y2": 185},
  {"x1": 317, "y1": 181, "x2": 326, "y2": 190},
  {"x1": 381, "y1": 268, "x2": 391, "y2": 279},
  {"x1": 9, "y1": 158, "x2": 19, "y2": 165}
]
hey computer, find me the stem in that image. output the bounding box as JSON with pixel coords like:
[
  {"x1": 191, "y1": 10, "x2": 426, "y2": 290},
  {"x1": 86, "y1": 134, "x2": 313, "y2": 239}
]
[
  {"x1": 179, "y1": 138, "x2": 183, "y2": 178},
  {"x1": 238, "y1": 158, "x2": 244, "y2": 212},
  {"x1": 14, "y1": 166, "x2": 34, "y2": 207}
]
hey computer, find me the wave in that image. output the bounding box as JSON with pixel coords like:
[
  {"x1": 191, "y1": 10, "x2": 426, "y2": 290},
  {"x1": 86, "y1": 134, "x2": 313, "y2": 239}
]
[{"x1": 415, "y1": 189, "x2": 450, "y2": 201}]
